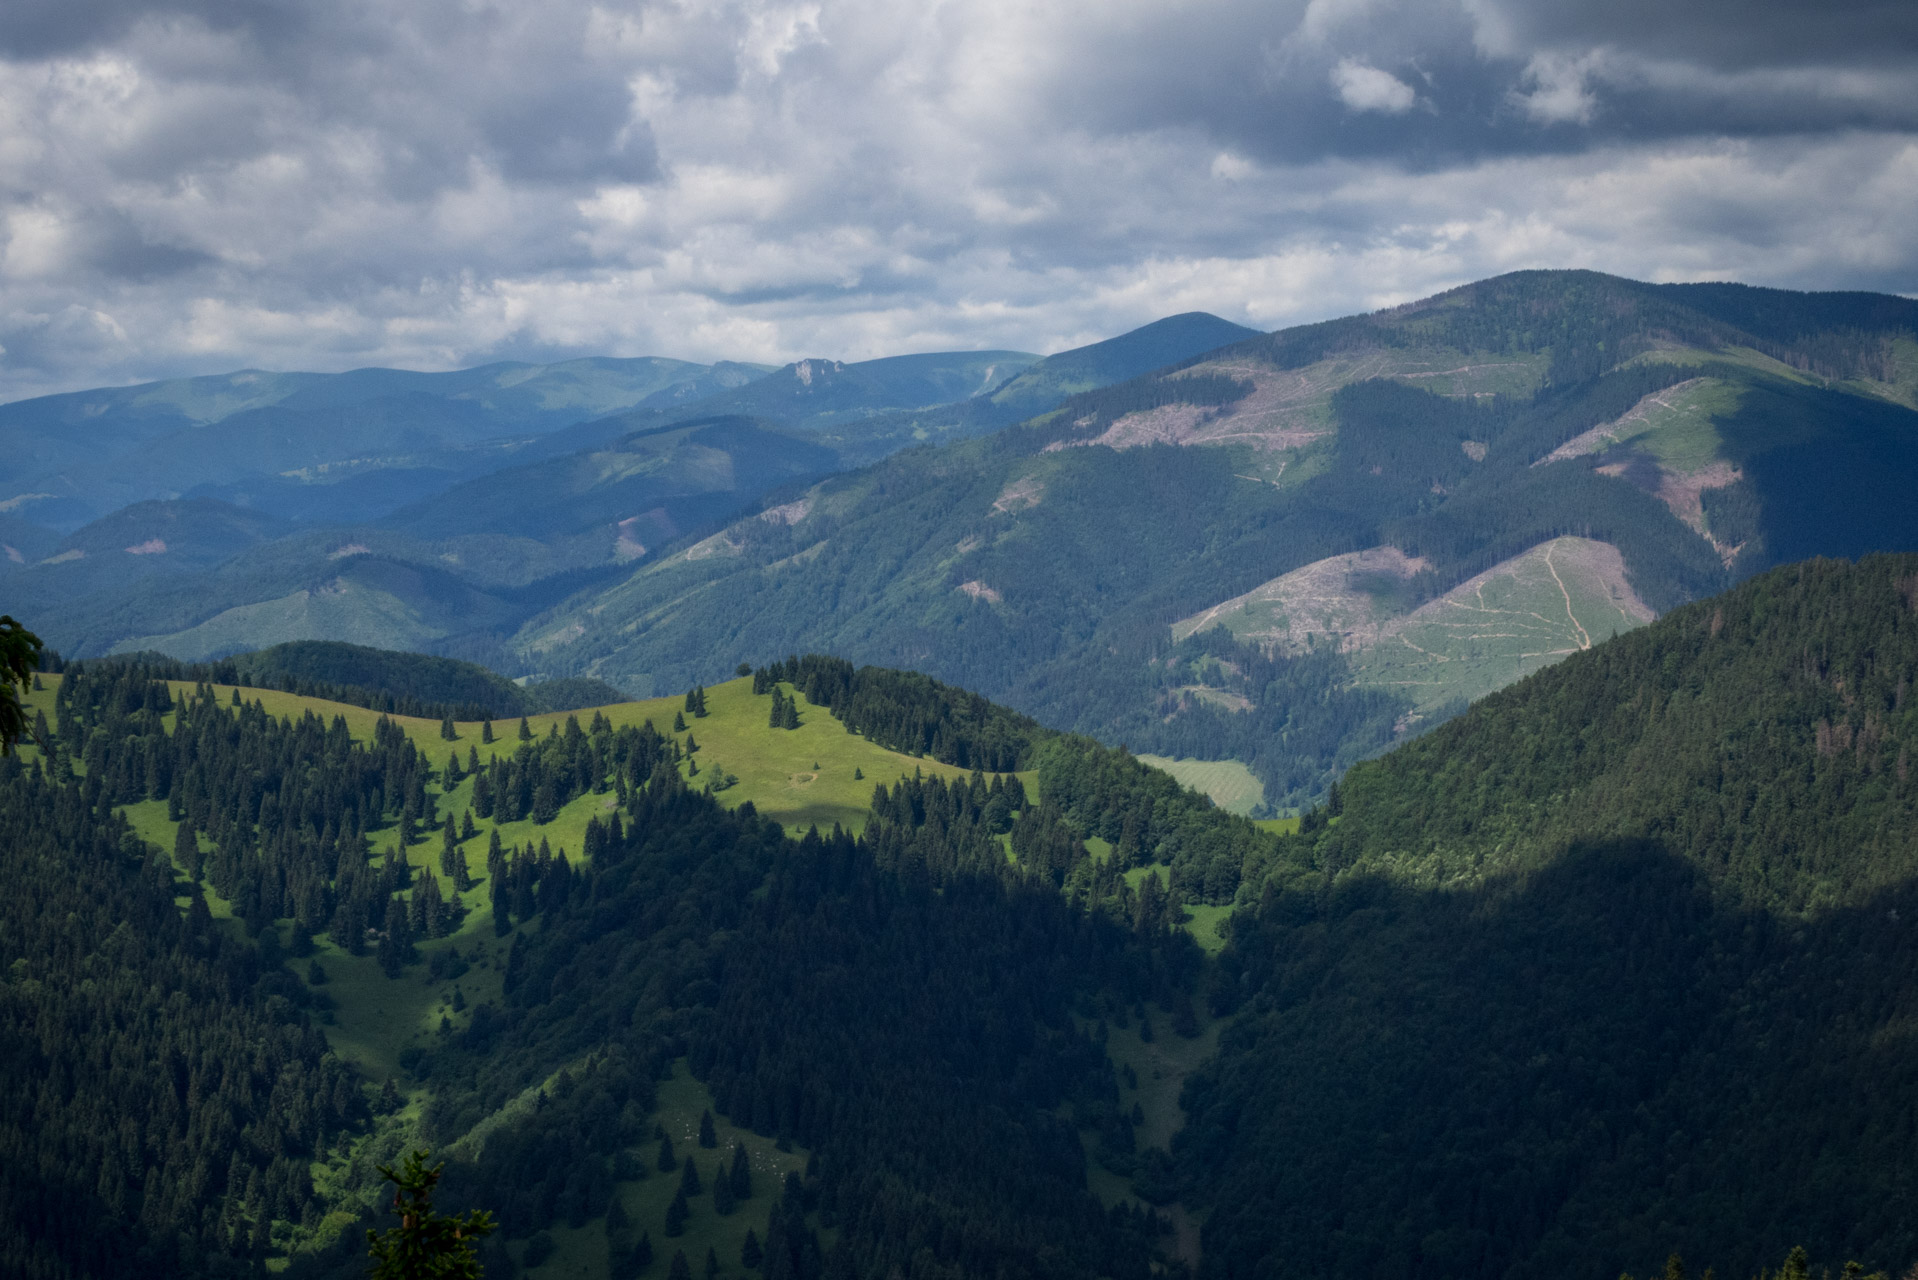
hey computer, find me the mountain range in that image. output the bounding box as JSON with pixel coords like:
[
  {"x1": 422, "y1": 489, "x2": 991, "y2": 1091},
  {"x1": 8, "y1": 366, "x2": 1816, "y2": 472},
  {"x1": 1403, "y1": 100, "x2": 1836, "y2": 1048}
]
[{"x1": 7, "y1": 272, "x2": 1918, "y2": 814}]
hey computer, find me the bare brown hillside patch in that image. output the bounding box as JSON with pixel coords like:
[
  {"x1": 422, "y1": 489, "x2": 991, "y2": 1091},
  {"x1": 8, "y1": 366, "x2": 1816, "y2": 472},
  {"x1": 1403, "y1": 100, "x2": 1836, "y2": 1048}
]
[
  {"x1": 1173, "y1": 545, "x2": 1429, "y2": 652},
  {"x1": 1053, "y1": 349, "x2": 1543, "y2": 454},
  {"x1": 957, "y1": 580, "x2": 1002, "y2": 603},
  {"x1": 760, "y1": 497, "x2": 812, "y2": 525},
  {"x1": 991, "y1": 475, "x2": 1044, "y2": 513},
  {"x1": 681, "y1": 532, "x2": 743, "y2": 562}
]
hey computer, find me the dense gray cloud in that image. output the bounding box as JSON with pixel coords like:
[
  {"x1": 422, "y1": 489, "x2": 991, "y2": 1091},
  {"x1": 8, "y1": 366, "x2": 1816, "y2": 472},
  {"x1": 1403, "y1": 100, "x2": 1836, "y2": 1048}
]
[{"x1": 0, "y1": 0, "x2": 1912, "y2": 402}]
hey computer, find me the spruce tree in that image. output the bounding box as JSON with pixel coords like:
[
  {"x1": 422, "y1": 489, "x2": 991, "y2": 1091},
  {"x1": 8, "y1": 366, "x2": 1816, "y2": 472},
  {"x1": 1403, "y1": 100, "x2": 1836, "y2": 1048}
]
[
  {"x1": 664, "y1": 1190, "x2": 688, "y2": 1238},
  {"x1": 365, "y1": 1149, "x2": 495, "y2": 1280},
  {"x1": 680, "y1": 1153, "x2": 702, "y2": 1196},
  {"x1": 705, "y1": 1246, "x2": 720, "y2": 1280},
  {"x1": 439, "y1": 715, "x2": 456, "y2": 741},
  {"x1": 378, "y1": 896, "x2": 411, "y2": 977},
  {"x1": 693, "y1": 686, "x2": 708, "y2": 717},
  {"x1": 532, "y1": 778, "x2": 559, "y2": 825},
  {"x1": 729, "y1": 1144, "x2": 752, "y2": 1200},
  {"x1": 174, "y1": 821, "x2": 203, "y2": 880},
  {"x1": 712, "y1": 1166, "x2": 735, "y2": 1216},
  {"x1": 658, "y1": 1132, "x2": 677, "y2": 1172},
  {"x1": 518, "y1": 716, "x2": 532, "y2": 742},
  {"x1": 490, "y1": 875, "x2": 511, "y2": 935},
  {"x1": 481, "y1": 720, "x2": 494, "y2": 744},
  {"x1": 673, "y1": 710, "x2": 687, "y2": 732},
  {"x1": 740, "y1": 1230, "x2": 762, "y2": 1269},
  {"x1": 699, "y1": 1109, "x2": 717, "y2": 1148}
]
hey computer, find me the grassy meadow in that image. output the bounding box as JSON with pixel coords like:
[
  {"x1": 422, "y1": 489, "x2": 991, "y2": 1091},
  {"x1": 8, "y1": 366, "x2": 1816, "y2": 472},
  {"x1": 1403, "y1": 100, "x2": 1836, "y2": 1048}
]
[
  {"x1": 157, "y1": 674, "x2": 977, "y2": 837},
  {"x1": 1136, "y1": 755, "x2": 1265, "y2": 816}
]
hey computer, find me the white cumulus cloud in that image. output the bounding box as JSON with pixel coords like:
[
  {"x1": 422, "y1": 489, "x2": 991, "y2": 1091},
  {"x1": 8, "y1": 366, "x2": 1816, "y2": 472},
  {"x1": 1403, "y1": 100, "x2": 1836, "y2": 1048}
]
[{"x1": 1330, "y1": 58, "x2": 1417, "y2": 113}]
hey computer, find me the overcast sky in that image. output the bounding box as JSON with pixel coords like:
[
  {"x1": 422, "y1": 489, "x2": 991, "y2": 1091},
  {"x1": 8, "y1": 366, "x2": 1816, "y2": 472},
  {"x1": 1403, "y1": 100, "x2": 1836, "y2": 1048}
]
[{"x1": 0, "y1": 0, "x2": 1914, "y2": 401}]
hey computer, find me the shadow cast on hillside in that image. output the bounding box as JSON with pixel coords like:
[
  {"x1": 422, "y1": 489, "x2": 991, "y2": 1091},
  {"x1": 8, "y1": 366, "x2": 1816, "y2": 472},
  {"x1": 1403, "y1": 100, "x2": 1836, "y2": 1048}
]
[{"x1": 1183, "y1": 839, "x2": 1918, "y2": 1280}]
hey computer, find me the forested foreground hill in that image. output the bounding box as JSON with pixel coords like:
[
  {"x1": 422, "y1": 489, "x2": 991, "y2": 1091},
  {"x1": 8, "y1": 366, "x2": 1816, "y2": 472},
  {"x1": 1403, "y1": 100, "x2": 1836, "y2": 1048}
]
[
  {"x1": 0, "y1": 654, "x2": 1250, "y2": 1280},
  {"x1": 1179, "y1": 554, "x2": 1918, "y2": 1279},
  {"x1": 523, "y1": 272, "x2": 1918, "y2": 812},
  {"x1": 11, "y1": 555, "x2": 1918, "y2": 1280}
]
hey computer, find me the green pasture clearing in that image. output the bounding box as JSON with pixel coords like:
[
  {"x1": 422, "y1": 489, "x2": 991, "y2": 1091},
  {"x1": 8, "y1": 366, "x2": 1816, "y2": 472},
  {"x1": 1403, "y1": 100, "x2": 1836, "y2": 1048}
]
[
  {"x1": 1254, "y1": 816, "x2": 1300, "y2": 836},
  {"x1": 118, "y1": 798, "x2": 236, "y2": 920},
  {"x1": 1081, "y1": 996, "x2": 1226, "y2": 1269},
  {"x1": 1632, "y1": 344, "x2": 1822, "y2": 386},
  {"x1": 1350, "y1": 537, "x2": 1654, "y2": 712},
  {"x1": 673, "y1": 679, "x2": 975, "y2": 835},
  {"x1": 522, "y1": 1059, "x2": 811, "y2": 1279},
  {"x1": 14, "y1": 672, "x2": 59, "y2": 763},
  {"x1": 1546, "y1": 375, "x2": 1738, "y2": 475},
  {"x1": 1179, "y1": 905, "x2": 1232, "y2": 955},
  {"x1": 1626, "y1": 379, "x2": 1740, "y2": 474},
  {"x1": 1137, "y1": 755, "x2": 1264, "y2": 816},
  {"x1": 160, "y1": 675, "x2": 976, "y2": 836},
  {"x1": 1104, "y1": 1009, "x2": 1225, "y2": 1158},
  {"x1": 1120, "y1": 864, "x2": 1229, "y2": 953},
  {"x1": 307, "y1": 928, "x2": 509, "y2": 1084}
]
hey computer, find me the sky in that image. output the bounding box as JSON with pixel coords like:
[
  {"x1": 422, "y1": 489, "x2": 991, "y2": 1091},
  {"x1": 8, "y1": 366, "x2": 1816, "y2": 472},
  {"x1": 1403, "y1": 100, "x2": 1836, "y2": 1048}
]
[{"x1": 0, "y1": 0, "x2": 1914, "y2": 402}]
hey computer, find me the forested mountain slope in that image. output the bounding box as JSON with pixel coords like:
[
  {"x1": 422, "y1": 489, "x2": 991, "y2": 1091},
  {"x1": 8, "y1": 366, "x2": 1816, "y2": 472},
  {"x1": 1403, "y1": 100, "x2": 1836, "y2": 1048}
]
[
  {"x1": 6, "y1": 316, "x2": 1263, "y2": 668},
  {"x1": 6, "y1": 417, "x2": 841, "y2": 664},
  {"x1": 9, "y1": 565, "x2": 1918, "y2": 1279},
  {"x1": 1179, "y1": 554, "x2": 1918, "y2": 1279},
  {"x1": 1, "y1": 653, "x2": 1235, "y2": 1280},
  {"x1": 521, "y1": 272, "x2": 1918, "y2": 811},
  {"x1": 812, "y1": 313, "x2": 1266, "y2": 462}
]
